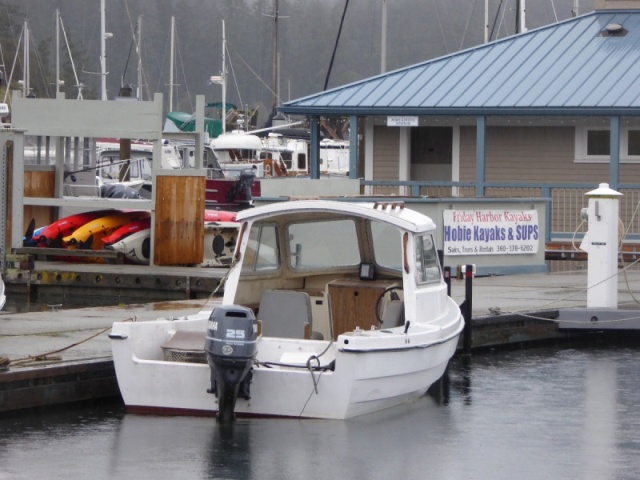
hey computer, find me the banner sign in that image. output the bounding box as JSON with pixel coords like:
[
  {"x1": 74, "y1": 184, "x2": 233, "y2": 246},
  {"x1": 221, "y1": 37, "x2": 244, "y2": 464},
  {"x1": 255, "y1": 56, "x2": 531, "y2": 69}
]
[
  {"x1": 387, "y1": 116, "x2": 419, "y2": 127},
  {"x1": 443, "y1": 210, "x2": 539, "y2": 255}
]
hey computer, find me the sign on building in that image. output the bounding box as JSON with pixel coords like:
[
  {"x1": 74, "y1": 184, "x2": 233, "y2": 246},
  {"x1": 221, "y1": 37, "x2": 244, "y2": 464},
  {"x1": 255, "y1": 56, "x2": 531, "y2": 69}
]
[{"x1": 443, "y1": 210, "x2": 539, "y2": 255}]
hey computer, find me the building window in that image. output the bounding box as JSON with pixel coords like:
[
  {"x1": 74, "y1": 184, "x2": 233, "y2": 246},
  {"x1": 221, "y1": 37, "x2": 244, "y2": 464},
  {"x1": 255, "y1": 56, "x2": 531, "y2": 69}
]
[{"x1": 575, "y1": 126, "x2": 640, "y2": 163}]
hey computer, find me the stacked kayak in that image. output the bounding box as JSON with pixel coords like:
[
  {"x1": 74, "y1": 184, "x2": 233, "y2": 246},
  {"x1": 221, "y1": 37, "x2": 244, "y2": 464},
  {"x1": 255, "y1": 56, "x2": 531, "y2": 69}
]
[{"x1": 25, "y1": 209, "x2": 239, "y2": 266}]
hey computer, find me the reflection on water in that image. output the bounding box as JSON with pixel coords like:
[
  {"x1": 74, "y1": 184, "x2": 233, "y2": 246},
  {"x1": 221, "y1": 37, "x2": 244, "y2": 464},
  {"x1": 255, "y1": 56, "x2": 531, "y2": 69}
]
[
  {"x1": 0, "y1": 342, "x2": 638, "y2": 480},
  {"x1": 1, "y1": 292, "x2": 124, "y2": 314}
]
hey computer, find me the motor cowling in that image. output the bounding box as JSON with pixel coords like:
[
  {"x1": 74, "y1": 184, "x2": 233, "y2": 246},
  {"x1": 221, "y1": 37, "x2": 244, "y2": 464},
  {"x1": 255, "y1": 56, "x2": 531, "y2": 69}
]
[{"x1": 204, "y1": 305, "x2": 258, "y2": 422}]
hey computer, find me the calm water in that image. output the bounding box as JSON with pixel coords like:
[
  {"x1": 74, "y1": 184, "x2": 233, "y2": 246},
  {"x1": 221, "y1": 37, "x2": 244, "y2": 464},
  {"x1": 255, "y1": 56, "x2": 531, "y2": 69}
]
[{"x1": 1, "y1": 340, "x2": 638, "y2": 480}]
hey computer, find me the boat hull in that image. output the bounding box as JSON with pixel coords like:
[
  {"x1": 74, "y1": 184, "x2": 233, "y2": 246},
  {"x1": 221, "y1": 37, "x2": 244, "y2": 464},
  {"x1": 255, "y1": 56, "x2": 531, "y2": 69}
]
[{"x1": 110, "y1": 306, "x2": 462, "y2": 420}]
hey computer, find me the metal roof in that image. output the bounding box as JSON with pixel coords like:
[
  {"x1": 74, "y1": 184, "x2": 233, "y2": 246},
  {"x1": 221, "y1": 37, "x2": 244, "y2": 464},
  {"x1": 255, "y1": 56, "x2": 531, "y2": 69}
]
[{"x1": 279, "y1": 10, "x2": 640, "y2": 117}]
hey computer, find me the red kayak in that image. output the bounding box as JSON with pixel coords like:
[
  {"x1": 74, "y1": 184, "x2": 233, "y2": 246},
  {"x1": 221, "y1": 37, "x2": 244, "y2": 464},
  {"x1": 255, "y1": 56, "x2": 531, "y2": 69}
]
[
  {"x1": 32, "y1": 209, "x2": 114, "y2": 248},
  {"x1": 204, "y1": 210, "x2": 237, "y2": 223},
  {"x1": 102, "y1": 217, "x2": 152, "y2": 246}
]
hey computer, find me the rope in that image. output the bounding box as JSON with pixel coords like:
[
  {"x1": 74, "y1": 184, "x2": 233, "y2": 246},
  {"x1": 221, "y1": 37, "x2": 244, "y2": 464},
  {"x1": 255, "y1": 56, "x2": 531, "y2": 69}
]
[
  {"x1": 617, "y1": 198, "x2": 640, "y2": 304},
  {"x1": 479, "y1": 256, "x2": 640, "y2": 323},
  {"x1": 7, "y1": 316, "x2": 136, "y2": 367},
  {"x1": 197, "y1": 257, "x2": 238, "y2": 313}
]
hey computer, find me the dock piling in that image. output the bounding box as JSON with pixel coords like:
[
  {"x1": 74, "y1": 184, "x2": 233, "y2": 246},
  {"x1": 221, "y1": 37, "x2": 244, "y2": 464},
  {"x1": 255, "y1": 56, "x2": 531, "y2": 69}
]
[{"x1": 463, "y1": 264, "x2": 474, "y2": 354}]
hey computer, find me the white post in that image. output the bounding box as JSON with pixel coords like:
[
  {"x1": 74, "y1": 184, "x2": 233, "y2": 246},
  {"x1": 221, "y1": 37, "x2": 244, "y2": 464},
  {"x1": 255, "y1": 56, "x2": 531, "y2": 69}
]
[
  {"x1": 484, "y1": 0, "x2": 489, "y2": 43},
  {"x1": 519, "y1": 0, "x2": 527, "y2": 33},
  {"x1": 584, "y1": 183, "x2": 622, "y2": 309}
]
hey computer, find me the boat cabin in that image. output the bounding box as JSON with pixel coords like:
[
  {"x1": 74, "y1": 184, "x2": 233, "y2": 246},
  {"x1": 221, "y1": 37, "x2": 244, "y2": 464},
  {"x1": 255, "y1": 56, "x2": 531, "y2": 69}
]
[{"x1": 224, "y1": 200, "x2": 445, "y2": 341}]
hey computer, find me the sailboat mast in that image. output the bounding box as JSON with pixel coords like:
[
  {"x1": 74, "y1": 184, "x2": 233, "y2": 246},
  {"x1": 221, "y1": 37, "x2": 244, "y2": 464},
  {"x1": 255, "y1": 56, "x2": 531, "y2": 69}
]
[
  {"x1": 169, "y1": 16, "x2": 175, "y2": 112},
  {"x1": 23, "y1": 21, "x2": 29, "y2": 97},
  {"x1": 380, "y1": 0, "x2": 387, "y2": 73},
  {"x1": 100, "y1": 0, "x2": 107, "y2": 100},
  {"x1": 484, "y1": 0, "x2": 489, "y2": 43},
  {"x1": 271, "y1": 0, "x2": 278, "y2": 112},
  {"x1": 222, "y1": 20, "x2": 226, "y2": 134},
  {"x1": 56, "y1": 9, "x2": 61, "y2": 93},
  {"x1": 136, "y1": 16, "x2": 142, "y2": 100}
]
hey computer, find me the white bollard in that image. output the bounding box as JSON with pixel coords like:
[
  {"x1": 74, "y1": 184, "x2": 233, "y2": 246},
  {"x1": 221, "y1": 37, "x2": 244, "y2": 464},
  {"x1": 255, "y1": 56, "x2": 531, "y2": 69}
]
[{"x1": 584, "y1": 183, "x2": 622, "y2": 309}]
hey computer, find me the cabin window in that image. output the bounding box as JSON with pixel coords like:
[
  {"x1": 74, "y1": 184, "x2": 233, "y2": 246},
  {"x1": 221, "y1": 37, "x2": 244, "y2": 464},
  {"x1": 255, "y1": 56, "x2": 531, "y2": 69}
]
[
  {"x1": 288, "y1": 219, "x2": 360, "y2": 269},
  {"x1": 242, "y1": 224, "x2": 279, "y2": 273},
  {"x1": 371, "y1": 222, "x2": 402, "y2": 272},
  {"x1": 415, "y1": 234, "x2": 441, "y2": 285},
  {"x1": 297, "y1": 153, "x2": 306, "y2": 170},
  {"x1": 129, "y1": 159, "x2": 140, "y2": 179},
  {"x1": 575, "y1": 126, "x2": 640, "y2": 162}
]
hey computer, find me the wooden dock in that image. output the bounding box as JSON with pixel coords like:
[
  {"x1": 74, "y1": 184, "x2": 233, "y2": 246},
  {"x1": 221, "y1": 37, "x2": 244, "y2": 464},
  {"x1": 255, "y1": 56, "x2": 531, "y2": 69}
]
[{"x1": 3, "y1": 257, "x2": 227, "y2": 302}]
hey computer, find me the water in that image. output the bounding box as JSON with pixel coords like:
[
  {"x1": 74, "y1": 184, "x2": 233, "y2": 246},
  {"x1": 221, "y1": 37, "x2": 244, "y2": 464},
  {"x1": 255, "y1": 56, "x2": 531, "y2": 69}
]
[
  {"x1": 1, "y1": 340, "x2": 638, "y2": 480},
  {"x1": 1, "y1": 292, "x2": 140, "y2": 314}
]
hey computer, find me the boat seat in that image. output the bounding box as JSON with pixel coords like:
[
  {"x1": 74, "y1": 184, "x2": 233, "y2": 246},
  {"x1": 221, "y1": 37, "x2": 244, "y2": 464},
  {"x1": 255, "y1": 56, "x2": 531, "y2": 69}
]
[
  {"x1": 380, "y1": 299, "x2": 405, "y2": 329},
  {"x1": 259, "y1": 290, "x2": 322, "y2": 340},
  {"x1": 160, "y1": 330, "x2": 206, "y2": 363}
]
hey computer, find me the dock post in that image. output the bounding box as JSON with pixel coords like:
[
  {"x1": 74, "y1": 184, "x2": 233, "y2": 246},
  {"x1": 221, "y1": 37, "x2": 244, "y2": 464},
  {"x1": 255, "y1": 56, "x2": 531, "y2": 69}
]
[
  {"x1": 583, "y1": 183, "x2": 623, "y2": 309},
  {"x1": 463, "y1": 264, "x2": 474, "y2": 354},
  {"x1": 444, "y1": 266, "x2": 451, "y2": 297}
]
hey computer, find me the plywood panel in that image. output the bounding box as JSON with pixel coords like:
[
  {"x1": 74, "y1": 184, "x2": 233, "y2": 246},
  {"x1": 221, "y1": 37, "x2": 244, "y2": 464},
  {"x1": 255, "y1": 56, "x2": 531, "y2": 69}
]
[
  {"x1": 23, "y1": 170, "x2": 56, "y2": 234},
  {"x1": 328, "y1": 279, "x2": 399, "y2": 339},
  {"x1": 5, "y1": 147, "x2": 55, "y2": 249},
  {"x1": 154, "y1": 176, "x2": 205, "y2": 265}
]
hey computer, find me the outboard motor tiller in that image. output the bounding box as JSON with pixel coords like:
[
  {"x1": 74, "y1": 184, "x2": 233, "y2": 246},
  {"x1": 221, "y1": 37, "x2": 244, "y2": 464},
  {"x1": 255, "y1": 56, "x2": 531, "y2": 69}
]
[{"x1": 205, "y1": 305, "x2": 258, "y2": 423}]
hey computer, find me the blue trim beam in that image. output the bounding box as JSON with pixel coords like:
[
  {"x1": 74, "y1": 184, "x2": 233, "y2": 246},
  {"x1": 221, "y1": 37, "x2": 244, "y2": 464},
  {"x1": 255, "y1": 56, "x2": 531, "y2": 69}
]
[
  {"x1": 476, "y1": 115, "x2": 486, "y2": 197},
  {"x1": 610, "y1": 116, "x2": 620, "y2": 191},
  {"x1": 310, "y1": 116, "x2": 320, "y2": 179}
]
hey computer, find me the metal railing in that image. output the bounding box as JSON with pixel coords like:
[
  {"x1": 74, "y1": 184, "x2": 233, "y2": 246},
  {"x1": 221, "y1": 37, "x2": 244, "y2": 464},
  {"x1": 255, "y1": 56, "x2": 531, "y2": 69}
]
[{"x1": 361, "y1": 180, "x2": 640, "y2": 242}]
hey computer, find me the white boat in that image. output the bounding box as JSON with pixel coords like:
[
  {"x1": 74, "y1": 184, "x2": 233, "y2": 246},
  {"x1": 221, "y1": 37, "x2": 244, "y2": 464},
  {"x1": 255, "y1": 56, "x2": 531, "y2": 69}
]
[
  {"x1": 201, "y1": 222, "x2": 238, "y2": 267},
  {"x1": 261, "y1": 133, "x2": 350, "y2": 176},
  {"x1": 0, "y1": 274, "x2": 5, "y2": 310},
  {"x1": 106, "y1": 219, "x2": 239, "y2": 267},
  {"x1": 209, "y1": 131, "x2": 267, "y2": 178},
  {"x1": 110, "y1": 200, "x2": 464, "y2": 421}
]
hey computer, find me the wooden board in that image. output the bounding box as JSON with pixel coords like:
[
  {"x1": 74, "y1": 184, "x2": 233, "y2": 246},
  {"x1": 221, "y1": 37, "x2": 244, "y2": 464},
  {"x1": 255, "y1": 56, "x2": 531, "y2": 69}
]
[
  {"x1": 328, "y1": 278, "x2": 399, "y2": 339},
  {"x1": 24, "y1": 169, "x2": 56, "y2": 233},
  {"x1": 154, "y1": 176, "x2": 206, "y2": 265}
]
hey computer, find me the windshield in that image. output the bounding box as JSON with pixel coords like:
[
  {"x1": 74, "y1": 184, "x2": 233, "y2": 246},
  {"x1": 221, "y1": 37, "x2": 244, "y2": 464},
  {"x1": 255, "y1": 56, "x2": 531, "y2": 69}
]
[{"x1": 288, "y1": 219, "x2": 360, "y2": 270}]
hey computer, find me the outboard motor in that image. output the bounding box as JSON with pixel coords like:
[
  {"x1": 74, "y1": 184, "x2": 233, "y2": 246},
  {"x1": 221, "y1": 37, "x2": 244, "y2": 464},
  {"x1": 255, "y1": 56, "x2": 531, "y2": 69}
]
[{"x1": 205, "y1": 305, "x2": 258, "y2": 423}]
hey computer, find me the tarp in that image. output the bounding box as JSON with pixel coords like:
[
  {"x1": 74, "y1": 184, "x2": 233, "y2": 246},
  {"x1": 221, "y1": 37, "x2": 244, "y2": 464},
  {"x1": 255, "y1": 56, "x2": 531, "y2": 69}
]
[{"x1": 165, "y1": 111, "x2": 223, "y2": 139}]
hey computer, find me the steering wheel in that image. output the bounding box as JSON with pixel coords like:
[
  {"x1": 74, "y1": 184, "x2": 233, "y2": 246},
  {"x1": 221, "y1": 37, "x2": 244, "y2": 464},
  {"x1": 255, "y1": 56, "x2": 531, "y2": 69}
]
[{"x1": 375, "y1": 286, "x2": 404, "y2": 324}]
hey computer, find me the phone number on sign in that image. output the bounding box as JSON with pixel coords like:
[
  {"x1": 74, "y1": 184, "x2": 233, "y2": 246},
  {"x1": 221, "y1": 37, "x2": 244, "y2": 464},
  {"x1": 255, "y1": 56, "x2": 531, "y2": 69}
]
[{"x1": 496, "y1": 244, "x2": 535, "y2": 253}]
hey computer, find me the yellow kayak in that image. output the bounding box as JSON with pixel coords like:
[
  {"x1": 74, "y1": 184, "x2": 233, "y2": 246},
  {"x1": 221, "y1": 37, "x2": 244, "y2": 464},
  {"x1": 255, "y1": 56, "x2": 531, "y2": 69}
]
[{"x1": 63, "y1": 210, "x2": 150, "y2": 250}]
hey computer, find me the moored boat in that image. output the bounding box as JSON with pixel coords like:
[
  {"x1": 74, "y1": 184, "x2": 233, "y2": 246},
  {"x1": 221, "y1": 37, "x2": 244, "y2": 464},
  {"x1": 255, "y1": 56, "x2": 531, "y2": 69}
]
[
  {"x1": 110, "y1": 200, "x2": 464, "y2": 421},
  {"x1": 0, "y1": 274, "x2": 5, "y2": 310},
  {"x1": 106, "y1": 229, "x2": 150, "y2": 264}
]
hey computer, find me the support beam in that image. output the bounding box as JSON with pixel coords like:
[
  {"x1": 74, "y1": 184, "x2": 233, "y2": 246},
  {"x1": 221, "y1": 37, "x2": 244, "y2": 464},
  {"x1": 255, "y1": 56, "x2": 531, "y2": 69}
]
[
  {"x1": 399, "y1": 127, "x2": 411, "y2": 196},
  {"x1": 309, "y1": 116, "x2": 320, "y2": 179},
  {"x1": 475, "y1": 115, "x2": 486, "y2": 197},
  {"x1": 609, "y1": 116, "x2": 620, "y2": 191},
  {"x1": 349, "y1": 115, "x2": 358, "y2": 179},
  {"x1": 452, "y1": 125, "x2": 460, "y2": 197},
  {"x1": 364, "y1": 117, "x2": 374, "y2": 195}
]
